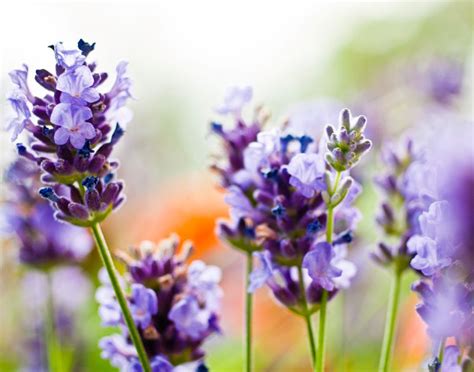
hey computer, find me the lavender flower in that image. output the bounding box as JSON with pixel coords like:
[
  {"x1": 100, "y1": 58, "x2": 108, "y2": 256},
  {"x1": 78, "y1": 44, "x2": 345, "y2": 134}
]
[
  {"x1": 372, "y1": 138, "x2": 427, "y2": 272},
  {"x1": 212, "y1": 91, "x2": 370, "y2": 313},
  {"x1": 398, "y1": 119, "x2": 474, "y2": 366},
  {"x1": 97, "y1": 236, "x2": 221, "y2": 370},
  {"x1": 2, "y1": 158, "x2": 92, "y2": 265},
  {"x1": 5, "y1": 39, "x2": 128, "y2": 227},
  {"x1": 325, "y1": 109, "x2": 371, "y2": 172}
]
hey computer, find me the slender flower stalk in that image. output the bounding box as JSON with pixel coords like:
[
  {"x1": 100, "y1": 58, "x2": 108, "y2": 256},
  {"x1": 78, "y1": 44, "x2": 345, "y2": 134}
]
[
  {"x1": 297, "y1": 265, "x2": 317, "y2": 366},
  {"x1": 317, "y1": 170, "x2": 341, "y2": 372},
  {"x1": 378, "y1": 266, "x2": 402, "y2": 372},
  {"x1": 91, "y1": 224, "x2": 151, "y2": 372}
]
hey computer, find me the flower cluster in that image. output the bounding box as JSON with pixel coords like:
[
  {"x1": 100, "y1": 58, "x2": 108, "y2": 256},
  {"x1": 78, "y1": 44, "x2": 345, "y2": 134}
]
[
  {"x1": 212, "y1": 87, "x2": 370, "y2": 313},
  {"x1": 404, "y1": 123, "x2": 473, "y2": 370},
  {"x1": 97, "y1": 236, "x2": 222, "y2": 370},
  {"x1": 6, "y1": 40, "x2": 131, "y2": 226},
  {"x1": 1, "y1": 158, "x2": 92, "y2": 266},
  {"x1": 372, "y1": 138, "x2": 427, "y2": 272}
]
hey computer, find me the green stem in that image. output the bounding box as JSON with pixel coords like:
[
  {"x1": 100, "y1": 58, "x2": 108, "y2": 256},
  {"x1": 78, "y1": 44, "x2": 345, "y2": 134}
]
[
  {"x1": 297, "y1": 265, "x2": 317, "y2": 367},
  {"x1": 378, "y1": 268, "x2": 402, "y2": 372},
  {"x1": 91, "y1": 223, "x2": 151, "y2": 372},
  {"x1": 315, "y1": 170, "x2": 341, "y2": 372},
  {"x1": 316, "y1": 290, "x2": 328, "y2": 372},
  {"x1": 245, "y1": 251, "x2": 254, "y2": 372},
  {"x1": 45, "y1": 273, "x2": 64, "y2": 372}
]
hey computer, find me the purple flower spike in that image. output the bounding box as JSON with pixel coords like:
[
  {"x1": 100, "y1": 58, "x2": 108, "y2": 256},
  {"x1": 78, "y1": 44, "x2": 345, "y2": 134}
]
[
  {"x1": 302, "y1": 242, "x2": 342, "y2": 291},
  {"x1": 287, "y1": 153, "x2": 326, "y2": 198},
  {"x1": 57, "y1": 65, "x2": 100, "y2": 104},
  {"x1": 248, "y1": 251, "x2": 273, "y2": 293},
  {"x1": 130, "y1": 284, "x2": 158, "y2": 329},
  {"x1": 215, "y1": 86, "x2": 252, "y2": 117},
  {"x1": 211, "y1": 100, "x2": 366, "y2": 312},
  {"x1": 51, "y1": 103, "x2": 95, "y2": 149},
  {"x1": 54, "y1": 42, "x2": 86, "y2": 69},
  {"x1": 98, "y1": 238, "x2": 221, "y2": 370}
]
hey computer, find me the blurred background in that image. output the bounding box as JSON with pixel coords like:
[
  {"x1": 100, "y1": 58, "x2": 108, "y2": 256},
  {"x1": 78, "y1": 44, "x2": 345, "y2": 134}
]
[{"x1": 0, "y1": 1, "x2": 472, "y2": 370}]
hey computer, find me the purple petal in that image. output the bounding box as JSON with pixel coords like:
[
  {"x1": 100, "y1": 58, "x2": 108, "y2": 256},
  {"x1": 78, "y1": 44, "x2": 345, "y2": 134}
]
[
  {"x1": 79, "y1": 122, "x2": 96, "y2": 139},
  {"x1": 70, "y1": 132, "x2": 86, "y2": 149},
  {"x1": 54, "y1": 127, "x2": 70, "y2": 145}
]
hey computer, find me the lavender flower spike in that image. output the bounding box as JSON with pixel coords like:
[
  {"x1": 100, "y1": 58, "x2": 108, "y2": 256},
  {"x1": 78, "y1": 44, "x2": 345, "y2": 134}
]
[
  {"x1": 212, "y1": 100, "x2": 369, "y2": 370},
  {"x1": 6, "y1": 40, "x2": 127, "y2": 227},
  {"x1": 98, "y1": 237, "x2": 221, "y2": 370}
]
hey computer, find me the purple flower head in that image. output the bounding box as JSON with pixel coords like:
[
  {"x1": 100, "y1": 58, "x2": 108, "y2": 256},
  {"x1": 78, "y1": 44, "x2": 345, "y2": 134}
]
[
  {"x1": 7, "y1": 40, "x2": 129, "y2": 228},
  {"x1": 302, "y1": 242, "x2": 342, "y2": 291},
  {"x1": 51, "y1": 103, "x2": 95, "y2": 149},
  {"x1": 57, "y1": 65, "x2": 100, "y2": 104},
  {"x1": 211, "y1": 99, "x2": 366, "y2": 313},
  {"x1": 373, "y1": 136, "x2": 428, "y2": 271},
  {"x1": 6, "y1": 90, "x2": 31, "y2": 141},
  {"x1": 98, "y1": 237, "x2": 222, "y2": 370},
  {"x1": 130, "y1": 283, "x2": 158, "y2": 329},
  {"x1": 248, "y1": 251, "x2": 273, "y2": 293},
  {"x1": 54, "y1": 42, "x2": 86, "y2": 69},
  {"x1": 287, "y1": 153, "x2": 326, "y2": 198},
  {"x1": 9, "y1": 64, "x2": 34, "y2": 102},
  {"x1": 3, "y1": 159, "x2": 93, "y2": 266},
  {"x1": 325, "y1": 108, "x2": 371, "y2": 172},
  {"x1": 215, "y1": 86, "x2": 252, "y2": 117}
]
